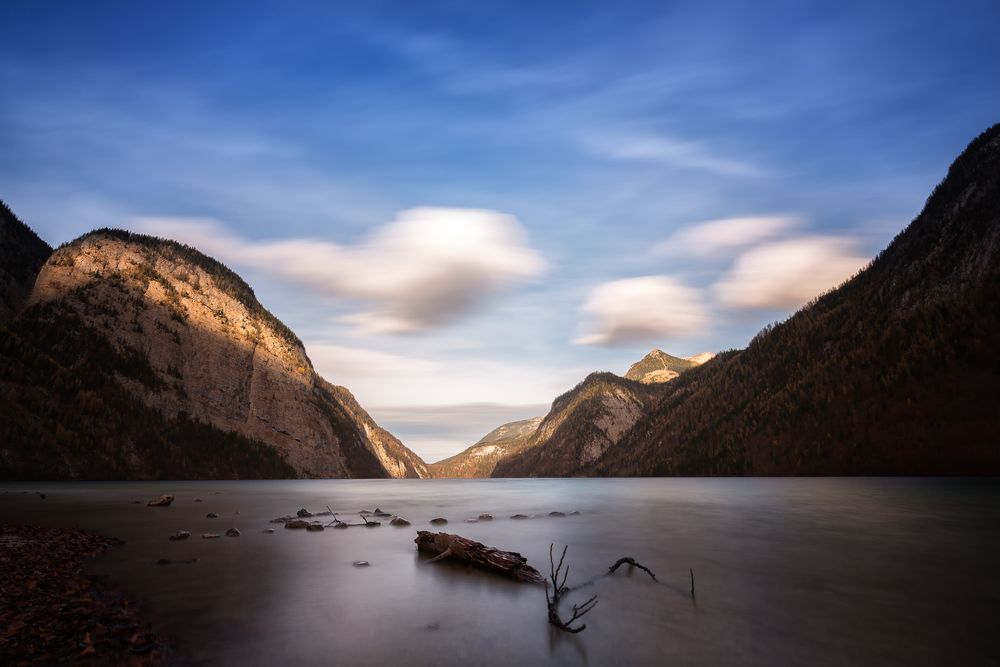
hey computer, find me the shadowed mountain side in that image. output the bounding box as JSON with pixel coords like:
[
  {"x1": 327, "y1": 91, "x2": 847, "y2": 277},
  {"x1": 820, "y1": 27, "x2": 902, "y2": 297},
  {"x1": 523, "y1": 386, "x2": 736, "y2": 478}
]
[
  {"x1": 0, "y1": 201, "x2": 51, "y2": 324},
  {"x1": 0, "y1": 225, "x2": 427, "y2": 479},
  {"x1": 498, "y1": 123, "x2": 1000, "y2": 477},
  {"x1": 428, "y1": 416, "x2": 542, "y2": 478}
]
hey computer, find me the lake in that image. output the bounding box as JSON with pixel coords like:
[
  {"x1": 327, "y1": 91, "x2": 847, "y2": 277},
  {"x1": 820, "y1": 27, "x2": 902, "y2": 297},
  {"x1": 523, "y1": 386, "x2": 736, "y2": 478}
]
[{"x1": 1, "y1": 478, "x2": 997, "y2": 666}]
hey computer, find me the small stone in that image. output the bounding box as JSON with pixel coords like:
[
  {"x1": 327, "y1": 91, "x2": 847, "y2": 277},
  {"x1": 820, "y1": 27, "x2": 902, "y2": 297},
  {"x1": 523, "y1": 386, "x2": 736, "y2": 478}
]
[
  {"x1": 569, "y1": 511, "x2": 580, "y2": 516},
  {"x1": 168, "y1": 530, "x2": 191, "y2": 541},
  {"x1": 549, "y1": 511, "x2": 566, "y2": 518},
  {"x1": 225, "y1": 528, "x2": 241, "y2": 537},
  {"x1": 296, "y1": 508, "x2": 313, "y2": 518},
  {"x1": 510, "y1": 514, "x2": 529, "y2": 520},
  {"x1": 352, "y1": 560, "x2": 370, "y2": 567},
  {"x1": 263, "y1": 528, "x2": 275, "y2": 534},
  {"x1": 206, "y1": 512, "x2": 219, "y2": 519},
  {"x1": 147, "y1": 494, "x2": 174, "y2": 507},
  {"x1": 285, "y1": 519, "x2": 310, "y2": 529},
  {"x1": 429, "y1": 517, "x2": 448, "y2": 525},
  {"x1": 373, "y1": 508, "x2": 390, "y2": 517},
  {"x1": 202, "y1": 533, "x2": 221, "y2": 539},
  {"x1": 478, "y1": 514, "x2": 493, "y2": 521},
  {"x1": 389, "y1": 516, "x2": 411, "y2": 527},
  {"x1": 305, "y1": 523, "x2": 324, "y2": 532}
]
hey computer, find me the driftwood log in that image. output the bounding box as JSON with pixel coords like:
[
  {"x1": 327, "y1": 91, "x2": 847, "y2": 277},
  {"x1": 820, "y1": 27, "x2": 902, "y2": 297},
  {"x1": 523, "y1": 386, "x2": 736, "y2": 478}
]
[{"x1": 414, "y1": 531, "x2": 544, "y2": 583}]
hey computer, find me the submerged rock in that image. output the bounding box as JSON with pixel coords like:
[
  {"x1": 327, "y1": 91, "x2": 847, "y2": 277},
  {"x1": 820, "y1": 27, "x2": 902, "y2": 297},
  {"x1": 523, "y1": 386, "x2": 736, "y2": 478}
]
[
  {"x1": 352, "y1": 560, "x2": 370, "y2": 567},
  {"x1": 270, "y1": 516, "x2": 292, "y2": 524},
  {"x1": 429, "y1": 518, "x2": 448, "y2": 525},
  {"x1": 510, "y1": 514, "x2": 529, "y2": 520},
  {"x1": 202, "y1": 533, "x2": 221, "y2": 539},
  {"x1": 478, "y1": 514, "x2": 494, "y2": 521},
  {"x1": 332, "y1": 522, "x2": 349, "y2": 529},
  {"x1": 549, "y1": 511, "x2": 566, "y2": 518},
  {"x1": 285, "y1": 519, "x2": 310, "y2": 529},
  {"x1": 206, "y1": 512, "x2": 219, "y2": 519},
  {"x1": 263, "y1": 528, "x2": 275, "y2": 534},
  {"x1": 168, "y1": 530, "x2": 191, "y2": 541},
  {"x1": 296, "y1": 508, "x2": 313, "y2": 518},
  {"x1": 305, "y1": 523, "x2": 324, "y2": 532},
  {"x1": 390, "y1": 516, "x2": 411, "y2": 527},
  {"x1": 569, "y1": 511, "x2": 580, "y2": 516},
  {"x1": 225, "y1": 528, "x2": 241, "y2": 537},
  {"x1": 147, "y1": 495, "x2": 173, "y2": 507},
  {"x1": 359, "y1": 510, "x2": 373, "y2": 516},
  {"x1": 373, "y1": 508, "x2": 391, "y2": 517}
]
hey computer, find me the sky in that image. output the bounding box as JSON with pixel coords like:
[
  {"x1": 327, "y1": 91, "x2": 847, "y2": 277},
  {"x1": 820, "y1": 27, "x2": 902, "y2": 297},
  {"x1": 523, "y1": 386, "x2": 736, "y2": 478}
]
[{"x1": 2, "y1": 1, "x2": 999, "y2": 461}]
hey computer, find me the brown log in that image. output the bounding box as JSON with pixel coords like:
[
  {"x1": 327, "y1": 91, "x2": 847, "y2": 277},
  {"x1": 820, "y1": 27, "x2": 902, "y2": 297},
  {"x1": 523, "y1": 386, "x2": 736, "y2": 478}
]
[{"x1": 414, "y1": 531, "x2": 544, "y2": 584}]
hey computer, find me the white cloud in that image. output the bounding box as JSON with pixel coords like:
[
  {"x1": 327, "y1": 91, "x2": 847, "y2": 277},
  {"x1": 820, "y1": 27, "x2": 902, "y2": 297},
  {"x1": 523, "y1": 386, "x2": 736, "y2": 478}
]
[
  {"x1": 582, "y1": 132, "x2": 767, "y2": 177},
  {"x1": 714, "y1": 237, "x2": 868, "y2": 309},
  {"x1": 574, "y1": 276, "x2": 708, "y2": 346},
  {"x1": 656, "y1": 215, "x2": 801, "y2": 257},
  {"x1": 136, "y1": 207, "x2": 545, "y2": 333}
]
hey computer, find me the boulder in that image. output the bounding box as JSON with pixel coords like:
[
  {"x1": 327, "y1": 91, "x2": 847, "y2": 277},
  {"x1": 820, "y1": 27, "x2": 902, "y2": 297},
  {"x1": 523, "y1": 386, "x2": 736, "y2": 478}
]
[
  {"x1": 225, "y1": 528, "x2": 241, "y2": 537},
  {"x1": 430, "y1": 518, "x2": 448, "y2": 525},
  {"x1": 390, "y1": 517, "x2": 411, "y2": 527},
  {"x1": 296, "y1": 508, "x2": 313, "y2": 518},
  {"x1": 147, "y1": 495, "x2": 174, "y2": 507},
  {"x1": 168, "y1": 530, "x2": 191, "y2": 541}
]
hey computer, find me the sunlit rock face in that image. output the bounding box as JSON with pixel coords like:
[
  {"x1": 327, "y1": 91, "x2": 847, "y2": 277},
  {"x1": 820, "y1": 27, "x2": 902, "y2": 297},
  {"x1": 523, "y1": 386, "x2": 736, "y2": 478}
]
[
  {"x1": 429, "y1": 416, "x2": 543, "y2": 478},
  {"x1": 27, "y1": 230, "x2": 427, "y2": 479}
]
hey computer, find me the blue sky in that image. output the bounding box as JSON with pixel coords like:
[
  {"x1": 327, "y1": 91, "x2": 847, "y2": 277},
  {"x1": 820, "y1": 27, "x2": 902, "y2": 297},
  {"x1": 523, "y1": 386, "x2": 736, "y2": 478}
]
[{"x1": 2, "y1": 1, "x2": 998, "y2": 460}]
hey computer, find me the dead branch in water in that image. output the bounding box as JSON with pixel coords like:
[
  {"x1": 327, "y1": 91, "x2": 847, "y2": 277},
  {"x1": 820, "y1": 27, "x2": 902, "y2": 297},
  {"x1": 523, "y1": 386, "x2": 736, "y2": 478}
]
[
  {"x1": 546, "y1": 544, "x2": 598, "y2": 633},
  {"x1": 607, "y1": 557, "x2": 658, "y2": 581},
  {"x1": 414, "y1": 531, "x2": 544, "y2": 583}
]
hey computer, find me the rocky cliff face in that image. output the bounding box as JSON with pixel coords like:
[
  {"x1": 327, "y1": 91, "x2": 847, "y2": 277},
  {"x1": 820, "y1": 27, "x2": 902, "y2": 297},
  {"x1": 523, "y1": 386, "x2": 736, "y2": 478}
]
[
  {"x1": 429, "y1": 416, "x2": 542, "y2": 478},
  {"x1": 491, "y1": 373, "x2": 666, "y2": 477},
  {"x1": 2, "y1": 226, "x2": 426, "y2": 479},
  {"x1": 624, "y1": 349, "x2": 713, "y2": 384}
]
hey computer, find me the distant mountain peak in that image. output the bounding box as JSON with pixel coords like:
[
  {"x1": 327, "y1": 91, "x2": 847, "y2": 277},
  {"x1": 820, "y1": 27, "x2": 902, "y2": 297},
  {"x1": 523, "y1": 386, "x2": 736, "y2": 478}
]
[{"x1": 624, "y1": 348, "x2": 700, "y2": 383}]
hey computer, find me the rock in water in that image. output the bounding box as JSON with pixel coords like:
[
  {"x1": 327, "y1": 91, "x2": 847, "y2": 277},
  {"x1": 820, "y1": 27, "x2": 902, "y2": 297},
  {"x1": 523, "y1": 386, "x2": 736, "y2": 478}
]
[
  {"x1": 373, "y1": 508, "x2": 390, "y2": 517},
  {"x1": 430, "y1": 517, "x2": 448, "y2": 525},
  {"x1": 390, "y1": 516, "x2": 411, "y2": 526},
  {"x1": 510, "y1": 514, "x2": 528, "y2": 520},
  {"x1": 352, "y1": 561, "x2": 370, "y2": 567},
  {"x1": 478, "y1": 514, "x2": 493, "y2": 521},
  {"x1": 202, "y1": 533, "x2": 221, "y2": 539},
  {"x1": 549, "y1": 511, "x2": 566, "y2": 517},
  {"x1": 168, "y1": 530, "x2": 191, "y2": 541},
  {"x1": 263, "y1": 528, "x2": 275, "y2": 534},
  {"x1": 147, "y1": 495, "x2": 174, "y2": 507},
  {"x1": 296, "y1": 508, "x2": 313, "y2": 518},
  {"x1": 206, "y1": 512, "x2": 219, "y2": 518},
  {"x1": 305, "y1": 523, "x2": 324, "y2": 532},
  {"x1": 285, "y1": 519, "x2": 310, "y2": 529},
  {"x1": 225, "y1": 528, "x2": 241, "y2": 537}
]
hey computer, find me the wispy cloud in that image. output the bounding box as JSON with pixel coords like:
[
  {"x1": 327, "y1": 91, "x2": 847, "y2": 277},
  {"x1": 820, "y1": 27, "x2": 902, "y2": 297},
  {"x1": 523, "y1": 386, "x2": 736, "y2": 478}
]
[
  {"x1": 714, "y1": 236, "x2": 868, "y2": 309},
  {"x1": 574, "y1": 276, "x2": 708, "y2": 346},
  {"x1": 656, "y1": 215, "x2": 801, "y2": 257},
  {"x1": 580, "y1": 131, "x2": 769, "y2": 177},
  {"x1": 136, "y1": 207, "x2": 545, "y2": 333}
]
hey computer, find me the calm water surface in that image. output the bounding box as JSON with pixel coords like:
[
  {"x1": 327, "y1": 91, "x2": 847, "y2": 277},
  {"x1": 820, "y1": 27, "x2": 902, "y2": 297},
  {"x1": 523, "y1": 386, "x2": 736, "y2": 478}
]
[{"x1": 1, "y1": 478, "x2": 998, "y2": 666}]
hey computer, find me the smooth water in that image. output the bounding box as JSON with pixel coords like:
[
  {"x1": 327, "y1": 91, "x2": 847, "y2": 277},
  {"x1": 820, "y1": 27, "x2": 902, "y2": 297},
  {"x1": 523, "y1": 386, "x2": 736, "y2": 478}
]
[{"x1": 1, "y1": 478, "x2": 997, "y2": 666}]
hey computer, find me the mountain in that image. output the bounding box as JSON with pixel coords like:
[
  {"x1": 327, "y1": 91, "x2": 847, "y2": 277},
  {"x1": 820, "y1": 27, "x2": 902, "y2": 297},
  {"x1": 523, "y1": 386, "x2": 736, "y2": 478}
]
[
  {"x1": 624, "y1": 349, "x2": 714, "y2": 383},
  {"x1": 428, "y1": 416, "x2": 542, "y2": 478},
  {"x1": 0, "y1": 222, "x2": 428, "y2": 480},
  {"x1": 0, "y1": 202, "x2": 51, "y2": 324},
  {"x1": 496, "y1": 123, "x2": 1000, "y2": 477}
]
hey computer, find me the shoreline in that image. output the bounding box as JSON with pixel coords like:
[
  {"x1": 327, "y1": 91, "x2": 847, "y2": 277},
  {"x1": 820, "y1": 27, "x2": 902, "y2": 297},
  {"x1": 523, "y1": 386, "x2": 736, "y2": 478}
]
[{"x1": 0, "y1": 523, "x2": 169, "y2": 666}]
